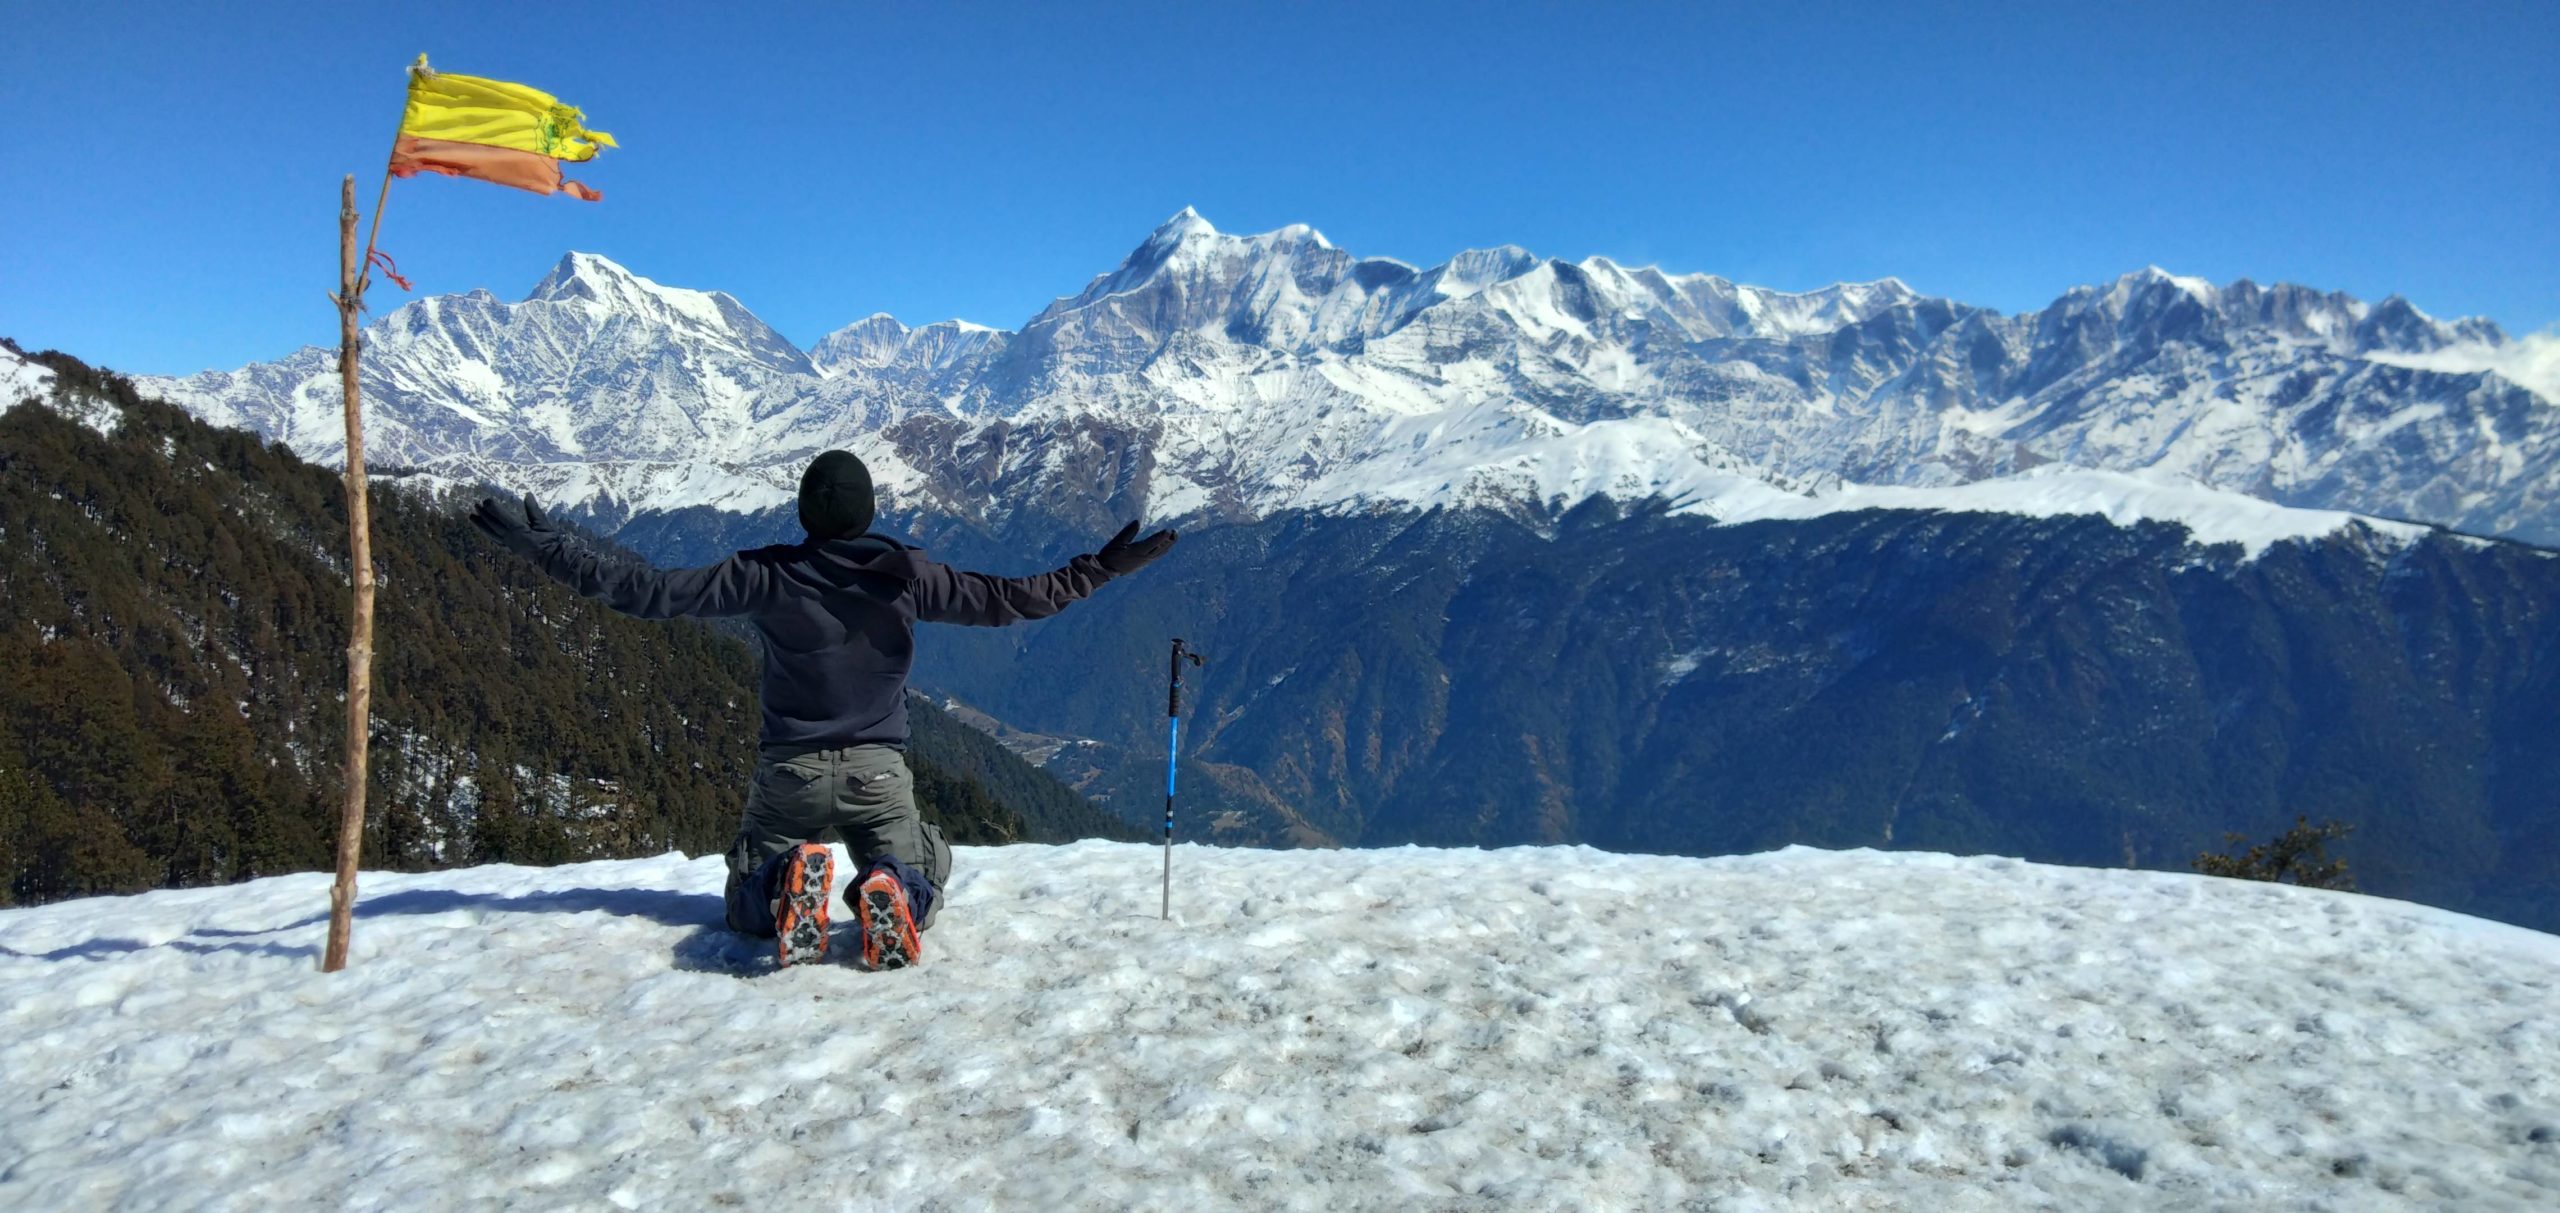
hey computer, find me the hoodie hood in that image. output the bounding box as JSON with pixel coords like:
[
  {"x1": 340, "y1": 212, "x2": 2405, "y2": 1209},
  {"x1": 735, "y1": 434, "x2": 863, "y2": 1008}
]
[{"x1": 796, "y1": 533, "x2": 931, "y2": 589}]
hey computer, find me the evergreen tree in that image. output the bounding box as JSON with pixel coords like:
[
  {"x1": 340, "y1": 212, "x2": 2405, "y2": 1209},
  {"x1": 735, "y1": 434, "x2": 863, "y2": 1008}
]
[{"x1": 2193, "y1": 817, "x2": 2358, "y2": 891}]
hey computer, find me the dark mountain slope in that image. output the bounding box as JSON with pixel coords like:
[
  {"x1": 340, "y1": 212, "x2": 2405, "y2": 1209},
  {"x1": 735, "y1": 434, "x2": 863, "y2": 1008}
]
[{"x1": 905, "y1": 501, "x2": 2560, "y2": 932}]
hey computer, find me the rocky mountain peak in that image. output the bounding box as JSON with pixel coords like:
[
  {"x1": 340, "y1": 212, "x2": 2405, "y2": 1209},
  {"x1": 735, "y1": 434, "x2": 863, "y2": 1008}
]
[
  {"x1": 1147, "y1": 205, "x2": 1216, "y2": 245},
  {"x1": 809, "y1": 313, "x2": 911, "y2": 375},
  {"x1": 526, "y1": 251, "x2": 646, "y2": 304}
]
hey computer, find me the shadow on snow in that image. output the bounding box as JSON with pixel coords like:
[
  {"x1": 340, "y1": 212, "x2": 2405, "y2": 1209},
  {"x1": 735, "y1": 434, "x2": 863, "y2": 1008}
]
[{"x1": 3, "y1": 884, "x2": 784, "y2": 976}]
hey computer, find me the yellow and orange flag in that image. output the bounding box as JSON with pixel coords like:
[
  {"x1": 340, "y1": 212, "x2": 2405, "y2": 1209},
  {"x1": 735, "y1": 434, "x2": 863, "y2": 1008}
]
[{"x1": 388, "y1": 56, "x2": 616, "y2": 201}]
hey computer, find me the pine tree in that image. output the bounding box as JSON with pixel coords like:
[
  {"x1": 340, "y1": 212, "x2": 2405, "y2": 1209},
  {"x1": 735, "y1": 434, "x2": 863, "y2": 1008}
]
[{"x1": 2192, "y1": 817, "x2": 2357, "y2": 891}]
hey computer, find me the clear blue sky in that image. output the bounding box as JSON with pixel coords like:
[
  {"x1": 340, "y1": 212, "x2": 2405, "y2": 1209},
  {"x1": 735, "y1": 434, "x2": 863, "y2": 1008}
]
[{"x1": 4, "y1": 1, "x2": 2553, "y2": 375}]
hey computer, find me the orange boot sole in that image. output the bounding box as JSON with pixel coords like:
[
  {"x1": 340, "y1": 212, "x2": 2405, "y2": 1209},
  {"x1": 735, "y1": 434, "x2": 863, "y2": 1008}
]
[
  {"x1": 857, "y1": 865, "x2": 921, "y2": 971},
  {"x1": 775, "y1": 844, "x2": 833, "y2": 968}
]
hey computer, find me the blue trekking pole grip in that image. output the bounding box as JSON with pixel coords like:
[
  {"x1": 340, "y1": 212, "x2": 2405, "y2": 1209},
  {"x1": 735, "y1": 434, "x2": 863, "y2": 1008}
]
[{"x1": 1164, "y1": 638, "x2": 1203, "y2": 921}]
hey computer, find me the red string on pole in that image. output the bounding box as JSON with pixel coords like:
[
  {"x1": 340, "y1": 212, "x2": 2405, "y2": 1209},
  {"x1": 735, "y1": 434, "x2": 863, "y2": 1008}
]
[{"x1": 366, "y1": 248, "x2": 414, "y2": 292}]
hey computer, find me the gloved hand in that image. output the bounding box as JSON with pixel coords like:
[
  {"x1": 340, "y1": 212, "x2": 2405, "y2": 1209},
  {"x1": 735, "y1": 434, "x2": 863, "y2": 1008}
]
[
  {"x1": 1095, "y1": 520, "x2": 1177, "y2": 577},
  {"x1": 470, "y1": 493, "x2": 558, "y2": 557}
]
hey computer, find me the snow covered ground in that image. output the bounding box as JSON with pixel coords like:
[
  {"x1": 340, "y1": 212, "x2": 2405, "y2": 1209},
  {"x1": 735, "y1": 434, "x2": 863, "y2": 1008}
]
[
  {"x1": 2, "y1": 844, "x2": 2555, "y2": 1210},
  {"x1": 1, "y1": 348, "x2": 53, "y2": 406}
]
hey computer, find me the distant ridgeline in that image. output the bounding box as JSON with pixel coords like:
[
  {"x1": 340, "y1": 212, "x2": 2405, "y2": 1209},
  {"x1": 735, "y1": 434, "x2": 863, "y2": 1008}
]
[{"x1": 0, "y1": 348, "x2": 1129, "y2": 906}]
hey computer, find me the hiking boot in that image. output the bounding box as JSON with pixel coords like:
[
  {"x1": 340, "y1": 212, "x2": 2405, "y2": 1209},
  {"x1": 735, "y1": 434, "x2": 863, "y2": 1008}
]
[
  {"x1": 856, "y1": 862, "x2": 922, "y2": 971},
  {"x1": 773, "y1": 843, "x2": 833, "y2": 968}
]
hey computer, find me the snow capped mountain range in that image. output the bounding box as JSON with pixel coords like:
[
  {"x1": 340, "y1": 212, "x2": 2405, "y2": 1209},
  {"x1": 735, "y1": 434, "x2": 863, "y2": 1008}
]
[{"x1": 137, "y1": 210, "x2": 2560, "y2": 547}]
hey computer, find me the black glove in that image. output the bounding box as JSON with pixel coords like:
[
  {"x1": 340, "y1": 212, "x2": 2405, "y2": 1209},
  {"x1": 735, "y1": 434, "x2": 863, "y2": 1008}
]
[
  {"x1": 470, "y1": 493, "x2": 557, "y2": 557},
  {"x1": 1095, "y1": 519, "x2": 1177, "y2": 577}
]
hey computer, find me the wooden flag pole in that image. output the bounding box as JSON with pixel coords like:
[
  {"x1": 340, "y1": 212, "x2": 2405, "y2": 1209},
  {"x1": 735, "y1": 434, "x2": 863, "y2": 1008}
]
[
  {"x1": 317, "y1": 53, "x2": 602, "y2": 968},
  {"x1": 322, "y1": 73, "x2": 411, "y2": 971},
  {"x1": 322, "y1": 174, "x2": 378, "y2": 973}
]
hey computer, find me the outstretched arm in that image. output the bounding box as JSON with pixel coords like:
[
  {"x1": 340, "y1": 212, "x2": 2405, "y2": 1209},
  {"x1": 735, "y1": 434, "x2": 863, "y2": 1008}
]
[
  {"x1": 913, "y1": 520, "x2": 1176, "y2": 627},
  {"x1": 471, "y1": 495, "x2": 772, "y2": 620}
]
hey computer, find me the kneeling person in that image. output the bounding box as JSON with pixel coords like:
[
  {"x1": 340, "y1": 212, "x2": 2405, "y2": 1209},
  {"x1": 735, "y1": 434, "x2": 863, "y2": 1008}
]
[{"x1": 471, "y1": 450, "x2": 1176, "y2": 968}]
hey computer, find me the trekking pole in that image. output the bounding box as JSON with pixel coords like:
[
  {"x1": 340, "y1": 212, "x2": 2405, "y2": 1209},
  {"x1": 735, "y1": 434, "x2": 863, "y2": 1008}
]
[{"x1": 1164, "y1": 638, "x2": 1204, "y2": 921}]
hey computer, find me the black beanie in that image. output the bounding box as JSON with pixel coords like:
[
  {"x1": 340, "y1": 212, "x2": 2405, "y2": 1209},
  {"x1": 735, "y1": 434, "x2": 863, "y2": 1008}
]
[{"x1": 798, "y1": 450, "x2": 876, "y2": 541}]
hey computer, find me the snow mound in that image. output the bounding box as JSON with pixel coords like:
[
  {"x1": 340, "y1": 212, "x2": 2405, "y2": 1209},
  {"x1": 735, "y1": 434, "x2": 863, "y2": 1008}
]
[{"x1": 2, "y1": 845, "x2": 2554, "y2": 1209}]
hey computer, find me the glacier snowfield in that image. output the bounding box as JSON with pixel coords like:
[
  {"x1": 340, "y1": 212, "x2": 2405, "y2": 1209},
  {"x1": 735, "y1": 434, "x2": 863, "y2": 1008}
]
[{"x1": 1, "y1": 844, "x2": 2555, "y2": 1211}]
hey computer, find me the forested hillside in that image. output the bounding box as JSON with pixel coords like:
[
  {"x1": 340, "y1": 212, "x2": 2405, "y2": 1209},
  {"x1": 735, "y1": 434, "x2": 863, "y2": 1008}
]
[
  {"x1": 914, "y1": 503, "x2": 2560, "y2": 933},
  {"x1": 0, "y1": 348, "x2": 1112, "y2": 905}
]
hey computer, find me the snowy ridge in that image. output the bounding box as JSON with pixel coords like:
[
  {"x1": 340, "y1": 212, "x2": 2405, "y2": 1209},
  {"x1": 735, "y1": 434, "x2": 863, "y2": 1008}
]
[
  {"x1": 523, "y1": 252, "x2": 811, "y2": 373},
  {"x1": 2364, "y1": 330, "x2": 2560, "y2": 405},
  {"x1": 2, "y1": 346, "x2": 53, "y2": 406},
  {"x1": 1699, "y1": 464, "x2": 2433, "y2": 557},
  {"x1": 809, "y1": 313, "x2": 1003, "y2": 383},
  {"x1": 2, "y1": 844, "x2": 2553, "y2": 1208},
  {"x1": 138, "y1": 211, "x2": 2560, "y2": 547},
  {"x1": 139, "y1": 254, "x2": 935, "y2": 512},
  {"x1": 1261, "y1": 403, "x2": 2424, "y2": 555},
  {"x1": 6, "y1": 345, "x2": 122, "y2": 436}
]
